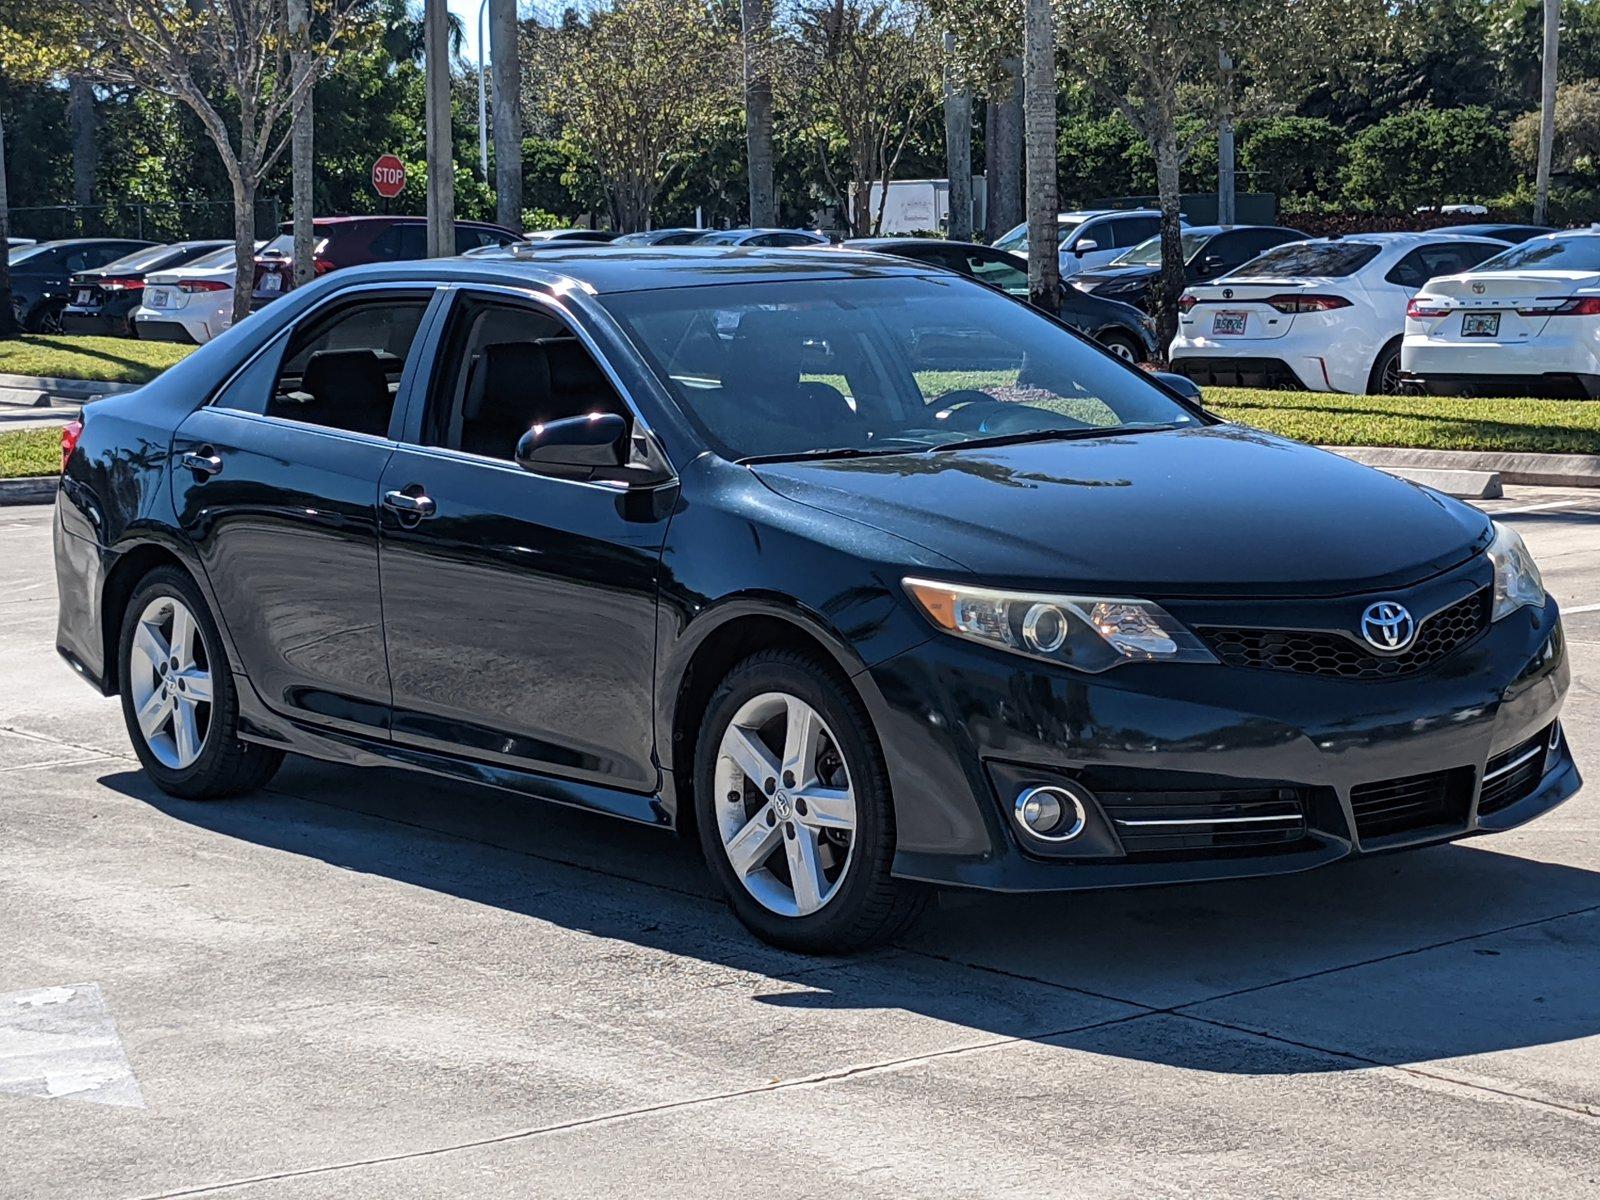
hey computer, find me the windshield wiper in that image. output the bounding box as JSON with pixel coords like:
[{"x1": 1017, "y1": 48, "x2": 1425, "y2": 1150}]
[
  {"x1": 737, "y1": 445, "x2": 912, "y2": 466},
  {"x1": 925, "y1": 422, "x2": 1184, "y2": 454}
]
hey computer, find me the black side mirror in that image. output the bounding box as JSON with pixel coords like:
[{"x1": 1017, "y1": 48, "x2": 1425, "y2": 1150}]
[
  {"x1": 1150, "y1": 371, "x2": 1203, "y2": 404},
  {"x1": 515, "y1": 412, "x2": 629, "y2": 479}
]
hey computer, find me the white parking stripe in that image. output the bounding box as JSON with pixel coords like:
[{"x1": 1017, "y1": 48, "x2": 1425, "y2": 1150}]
[
  {"x1": 0, "y1": 983, "x2": 144, "y2": 1108},
  {"x1": 1562, "y1": 602, "x2": 1600, "y2": 614},
  {"x1": 1488, "y1": 500, "x2": 1587, "y2": 516}
]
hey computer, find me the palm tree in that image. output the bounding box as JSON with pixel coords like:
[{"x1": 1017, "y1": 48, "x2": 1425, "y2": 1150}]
[
  {"x1": 743, "y1": 0, "x2": 777, "y2": 226},
  {"x1": 1022, "y1": 0, "x2": 1059, "y2": 313},
  {"x1": 1534, "y1": 0, "x2": 1559, "y2": 224}
]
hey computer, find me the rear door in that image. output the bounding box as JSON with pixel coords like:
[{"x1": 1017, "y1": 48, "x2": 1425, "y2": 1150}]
[
  {"x1": 169, "y1": 284, "x2": 441, "y2": 736},
  {"x1": 377, "y1": 289, "x2": 672, "y2": 790}
]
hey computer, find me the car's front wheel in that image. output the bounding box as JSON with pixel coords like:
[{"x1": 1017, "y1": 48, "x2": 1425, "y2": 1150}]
[
  {"x1": 694, "y1": 649, "x2": 926, "y2": 952},
  {"x1": 1098, "y1": 330, "x2": 1144, "y2": 363},
  {"x1": 117, "y1": 566, "x2": 283, "y2": 800}
]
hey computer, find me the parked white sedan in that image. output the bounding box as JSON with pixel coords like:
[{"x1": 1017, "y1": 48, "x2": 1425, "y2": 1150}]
[
  {"x1": 1169, "y1": 232, "x2": 1506, "y2": 394},
  {"x1": 131, "y1": 243, "x2": 259, "y2": 345},
  {"x1": 1401, "y1": 230, "x2": 1600, "y2": 397}
]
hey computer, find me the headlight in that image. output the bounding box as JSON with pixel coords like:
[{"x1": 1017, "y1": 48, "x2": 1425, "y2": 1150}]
[
  {"x1": 903, "y1": 577, "x2": 1217, "y2": 673},
  {"x1": 1487, "y1": 521, "x2": 1545, "y2": 621}
]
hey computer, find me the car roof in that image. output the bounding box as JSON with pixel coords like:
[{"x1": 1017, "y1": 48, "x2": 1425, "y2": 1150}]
[
  {"x1": 22, "y1": 237, "x2": 155, "y2": 250},
  {"x1": 314, "y1": 245, "x2": 932, "y2": 296}
]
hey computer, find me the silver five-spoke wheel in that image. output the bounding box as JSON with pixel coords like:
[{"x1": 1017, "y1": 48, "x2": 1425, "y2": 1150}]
[
  {"x1": 127, "y1": 595, "x2": 213, "y2": 770},
  {"x1": 713, "y1": 691, "x2": 857, "y2": 918}
]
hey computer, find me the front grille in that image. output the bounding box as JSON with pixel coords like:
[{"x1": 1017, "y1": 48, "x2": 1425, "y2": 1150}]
[
  {"x1": 1479, "y1": 724, "x2": 1554, "y2": 815},
  {"x1": 1199, "y1": 588, "x2": 1489, "y2": 680},
  {"x1": 1100, "y1": 787, "x2": 1310, "y2": 857},
  {"x1": 1350, "y1": 767, "x2": 1472, "y2": 839}
]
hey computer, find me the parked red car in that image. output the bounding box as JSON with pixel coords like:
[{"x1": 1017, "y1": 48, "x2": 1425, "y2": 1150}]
[{"x1": 251, "y1": 216, "x2": 521, "y2": 307}]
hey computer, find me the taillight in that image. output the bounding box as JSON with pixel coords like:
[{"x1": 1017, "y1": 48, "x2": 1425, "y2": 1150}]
[
  {"x1": 60, "y1": 418, "x2": 83, "y2": 474},
  {"x1": 1266, "y1": 294, "x2": 1352, "y2": 314},
  {"x1": 1407, "y1": 298, "x2": 1448, "y2": 319},
  {"x1": 1177, "y1": 293, "x2": 1197, "y2": 313},
  {"x1": 313, "y1": 257, "x2": 334, "y2": 274},
  {"x1": 1535, "y1": 296, "x2": 1600, "y2": 316},
  {"x1": 98, "y1": 277, "x2": 145, "y2": 291},
  {"x1": 177, "y1": 279, "x2": 230, "y2": 293}
]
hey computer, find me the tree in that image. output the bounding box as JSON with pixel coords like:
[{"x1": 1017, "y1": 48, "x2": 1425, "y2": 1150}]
[
  {"x1": 490, "y1": 0, "x2": 521, "y2": 231},
  {"x1": 788, "y1": 0, "x2": 940, "y2": 237},
  {"x1": 81, "y1": 0, "x2": 359, "y2": 322},
  {"x1": 1512, "y1": 80, "x2": 1600, "y2": 180},
  {"x1": 1342, "y1": 107, "x2": 1513, "y2": 211},
  {"x1": 1022, "y1": 0, "x2": 1058, "y2": 312},
  {"x1": 544, "y1": 0, "x2": 736, "y2": 232},
  {"x1": 1238, "y1": 115, "x2": 1344, "y2": 201},
  {"x1": 942, "y1": 30, "x2": 973, "y2": 240},
  {"x1": 1535, "y1": 0, "x2": 1560, "y2": 222},
  {"x1": 743, "y1": 0, "x2": 777, "y2": 225}
]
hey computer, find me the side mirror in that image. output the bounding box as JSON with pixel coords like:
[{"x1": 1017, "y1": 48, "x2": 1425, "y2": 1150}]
[
  {"x1": 1150, "y1": 371, "x2": 1203, "y2": 404},
  {"x1": 515, "y1": 412, "x2": 628, "y2": 479},
  {"x1": 1072, "y1": 239, "x2": 1099, "y2": 258}
]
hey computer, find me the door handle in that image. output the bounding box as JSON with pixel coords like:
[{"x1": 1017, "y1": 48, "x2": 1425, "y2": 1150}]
[
  {"x1": 383, "y1": 488, "x2": 436, "y2": 519},
  {"x1": 180, "y1": 450, "x2": 224, "y2": 477}
]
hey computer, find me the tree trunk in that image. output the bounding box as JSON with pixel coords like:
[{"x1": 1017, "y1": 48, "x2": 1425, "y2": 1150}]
[
  {"x1": 1216, "y1": 49, "x2": 1235, "y2": 226},
  {"x1": 289, "y1": 0, "x2": 316, "y2": 286},
  {"x1": 229, "y1": 170, "x2": 257, "y2": 326},
  {"x1": 987, "y1": 57, "x2": 1023, "y2": 241},
  {"x1": 0, "y1": 117, "x2": 17, "y2": 339},
  {"x1": 742, "y1": 0, "x2": 777, "y2": 226},
  {"x1": 942, "y1": 31, "x2": 973, "y2": 241},
  {"x1": 424, "y1": 0, "x2": 456, "y2": 257},
  {"x1": 69, "y1": 77, "x2": 98, "y2": 225},
  {"x1": 490, "y1": 0, "x2": 523, "y2": 231},
  {"x1": 1534, "y1": 0, "x2": 1560, "y2": 224},
  {"x1": 1022, "y1": 0, "x2": 1059, "y2": 313},
  {"x1": 1154, "y1": 133, "x2": 1185, "y2": 354}
]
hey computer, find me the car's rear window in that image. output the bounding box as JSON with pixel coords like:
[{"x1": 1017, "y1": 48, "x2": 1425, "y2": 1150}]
[
  {"x1": 1233, "y1": 241, "x2": 1380, "y2": 278},
  {"x1": 1476, "y1": 234, "x2": 1600, "y2": 272},
  {"x1": 94, "y1": 244, "x2": 187, "y2": 274}
]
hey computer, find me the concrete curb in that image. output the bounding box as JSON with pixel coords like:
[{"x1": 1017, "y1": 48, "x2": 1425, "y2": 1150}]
[
  {"x1": 0, "y1": 373, "x2": 140, "y2": 410},
  {"x1": 0, "y1": 476, "x2": 56, "y2": 506},
  {"x1": 1323, "y1": 445, "x2": 1600, "y2": 490}
]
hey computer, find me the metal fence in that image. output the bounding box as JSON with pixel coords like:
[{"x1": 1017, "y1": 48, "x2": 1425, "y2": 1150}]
[{"x1": 8, "y1": 200, "x2": 283, "y2": 244}]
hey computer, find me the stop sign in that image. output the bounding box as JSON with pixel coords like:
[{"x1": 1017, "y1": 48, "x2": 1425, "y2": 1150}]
[{"x1": 371, "y1": 154, "x2": 406, "y2": 200}]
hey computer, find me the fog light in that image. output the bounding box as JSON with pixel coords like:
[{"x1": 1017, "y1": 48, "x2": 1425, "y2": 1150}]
[{"x1": 1013, "y1": 783, "x2": 1089, "y2": 842}]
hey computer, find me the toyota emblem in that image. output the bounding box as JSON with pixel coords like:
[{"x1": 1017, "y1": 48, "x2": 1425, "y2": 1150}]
[
  {"x1": 1222, "y1": 287, "x2": 1234, "y2": 299},
  {"x1": 1360, "y1": 602, "x2": 1416, "y2": 652},
  {"x1": 1472, "y1": 281, "x2": 1486, "y2": 294}
]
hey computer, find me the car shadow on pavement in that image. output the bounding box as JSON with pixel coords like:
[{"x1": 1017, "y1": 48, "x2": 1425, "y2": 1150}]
[{"x1": 104, "y1": 756, "x2": 1600, "y2": 1083}]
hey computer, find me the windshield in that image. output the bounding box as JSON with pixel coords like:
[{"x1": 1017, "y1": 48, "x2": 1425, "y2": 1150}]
[
  {"x1": 178, "y1": 245, "x2": 253, "y2": 272},
  {"x1": 9, "y1": 243, "x2": 56, "y2": 265},
  {"x1": 258, "y1": 233, "x2": 329, "y2": 257},
  {"x1": 1476, "y1": 234, "x2": 1600, "y2": 272},
  {"x1": 993, "y1": 217, "x2": 1085, "y2": 255},
  {"x1": 602, "y1": 275, "x2": 1202, "y2": 462},
  {"x1": 1231, "y1": 240, "x2": 1380, "y2": 279},
  {"x1": 1114, "y1": 231, "x2": 1209, "y2": 267}
]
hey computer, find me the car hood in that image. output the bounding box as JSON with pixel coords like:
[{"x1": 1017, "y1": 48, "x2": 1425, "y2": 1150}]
[
  {"x1": 1077, "y1": 264, "x2": 1159, "y2": 286},
  {"x1": 750, "y1": 426, "x2": 1490, "y2": 597}
]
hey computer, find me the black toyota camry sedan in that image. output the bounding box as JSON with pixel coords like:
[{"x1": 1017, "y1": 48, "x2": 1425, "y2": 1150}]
[{"x1": 53, "y1": 247, "x2": 1578, "y2": 952}]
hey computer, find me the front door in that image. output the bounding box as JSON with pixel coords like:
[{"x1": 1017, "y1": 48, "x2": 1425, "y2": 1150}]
[
  {"x1": 169, "y1": 285, "x2": 438, "y2": 735},
  {"x1": 378, "y1": 290, "x2": 671, "y2": 790}
]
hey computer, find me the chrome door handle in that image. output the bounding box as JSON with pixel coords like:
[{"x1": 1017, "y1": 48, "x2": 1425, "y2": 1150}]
[
  {"x1": 383, "y1": 489, "x2": 436, "y2": 519},
  {"x1": 180, "y1": 451, "x2": 224, "y2": 477}
]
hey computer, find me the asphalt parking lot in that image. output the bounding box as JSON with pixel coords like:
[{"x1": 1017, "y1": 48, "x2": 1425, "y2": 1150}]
[{"x1": 4, "y1": 485, "x2": 1600, "y2": 1199}]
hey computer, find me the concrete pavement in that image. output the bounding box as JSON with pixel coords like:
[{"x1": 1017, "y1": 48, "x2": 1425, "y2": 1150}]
[{"x1": 2, "y1": 488, "x2": 1599, "y2": 1198}]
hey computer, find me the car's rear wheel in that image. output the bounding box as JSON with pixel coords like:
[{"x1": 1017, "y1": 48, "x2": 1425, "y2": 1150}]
[
  {"x1": 1097, "y1": 330, "x2": 1144, "y2": 363},
  {"x1": 118, "y1": 567, "x2": 282, "y2": 800},
  {"x1": 694, "y1": 649, "x2": 926, "y2": 952},
  {"x1": 1368, "y1": 339, "x2": 1404, "y2": 394},
  {"x1": 28, "y1": 301, "x2": 63, "y2": 335}
]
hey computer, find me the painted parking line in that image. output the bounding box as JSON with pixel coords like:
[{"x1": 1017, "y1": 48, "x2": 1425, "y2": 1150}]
[
  {"x1": 1487, "y1": 500, "x2": 1589, "y2": 516},
  {"x1": 0, "y1": 983, "x2": 144, "y2": 1108},
  {"x1": 1563, "y1": 602, "x2": 1600, "y2": 615}
]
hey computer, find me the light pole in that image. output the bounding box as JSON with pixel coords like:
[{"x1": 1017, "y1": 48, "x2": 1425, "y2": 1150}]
[{"x1": 477, "y1": 0, "x2": 490, "y2": 181}]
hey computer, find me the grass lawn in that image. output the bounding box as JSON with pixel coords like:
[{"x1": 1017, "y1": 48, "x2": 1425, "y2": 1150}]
[
  {"x1": 0, "y1": 335, "x2": 194, "y2": 384},
  {"x1": 0, "y1": 427, "x2": 60, "y2": 479},
  {"x1": 1205, "y1": 387, "x2": 1600, "y2": 456}
]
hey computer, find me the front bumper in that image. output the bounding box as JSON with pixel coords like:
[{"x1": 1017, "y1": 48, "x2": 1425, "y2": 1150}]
[{"x1": 867, "y1": 577, "x2": 1575, "y2": 893}]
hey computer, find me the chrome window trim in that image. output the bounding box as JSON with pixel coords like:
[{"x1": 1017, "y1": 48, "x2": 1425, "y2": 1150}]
[{"x1": 386, "y1": 439, "x2": 658, "y2": 496}]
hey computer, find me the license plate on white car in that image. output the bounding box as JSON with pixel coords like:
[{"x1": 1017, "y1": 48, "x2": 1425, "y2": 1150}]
[
  {"x1": 147, "y1": 290, "x2": 169, "y2": 308},
  {"x1": 1461, "y1": 311, "x2": 1500, "y2": 337},
  {"x1": 75, "y1": 289, "x2": 92, "y2": 306},
  {"x1": 1212, "y1": 311, "x2": 1248, "y2": 336},
  {"x1": 259, "y1": 273, "x2": 282, "y2": 294}
]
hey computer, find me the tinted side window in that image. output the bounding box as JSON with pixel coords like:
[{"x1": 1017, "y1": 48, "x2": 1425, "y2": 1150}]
[
  {"x1": 215, "y1": 292, "x2": 430, "y2": 436},
  {"x1": 454, "y1": 226, "x2": 512, "y2": 253},
  {"x1": 1111, "y1": 217, "x2": 1160, "y2": 248},
  {"x1": 367, "y1": 224, "x2": 428, "y2": 262},
  {"x1": 1386, "y1": 243, "x2": 1495, "y2": 289},
  {"x1": 964, "y1": 251, "x2": 1028, "y2": 296}
]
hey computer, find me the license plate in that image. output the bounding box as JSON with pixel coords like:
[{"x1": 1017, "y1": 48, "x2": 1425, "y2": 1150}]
[
  {"x1": 1462, "y1": 311, "x2": 1500, "y2": 337},
  {"x1": 75, "y1": 289, "x2": 92, "y2": 306},
  {"x1": 148, "y1": 290, "x2": 169, "y2": 308},
  {"x1": 1212, "y1": 311, "x2": 1248, "y2": 336},
  {"x1": 259, "y1": 273, "x2": 282, "y2": 294}
]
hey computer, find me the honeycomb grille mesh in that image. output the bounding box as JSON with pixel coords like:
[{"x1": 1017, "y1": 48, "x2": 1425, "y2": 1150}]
[{"x1": 1198, "y1": 588, "x2": 1489, "y2": 681}]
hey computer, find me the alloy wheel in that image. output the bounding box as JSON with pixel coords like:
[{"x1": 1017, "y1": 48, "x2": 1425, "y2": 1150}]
[
  {"x1": 713, "y1": 691, "x2": 857, "y2": 918},
  {"x1": 127, "y1": 595, "x2": 213, "y2": 770},
  {"x1": 1103, "y1": 337, "x2": 1137, "y2": 362}
]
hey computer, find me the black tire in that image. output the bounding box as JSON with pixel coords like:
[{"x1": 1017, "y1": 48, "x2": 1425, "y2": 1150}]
[
  {"x1": 117, "y1": 565, "x2": 283, "y2": 800},
  {"x1": 28, "y1": 302, "x2": 63, "y2": 335},
  {"x1": 693, "y1": 649, "x2": 927, "y2": 953},
  {"x1": 1097, "y1": 330, "x2": 1145, "y2": 364},
  {"x1": 1368, "y1": 338, "x2": 1403, "y2": 394}
]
